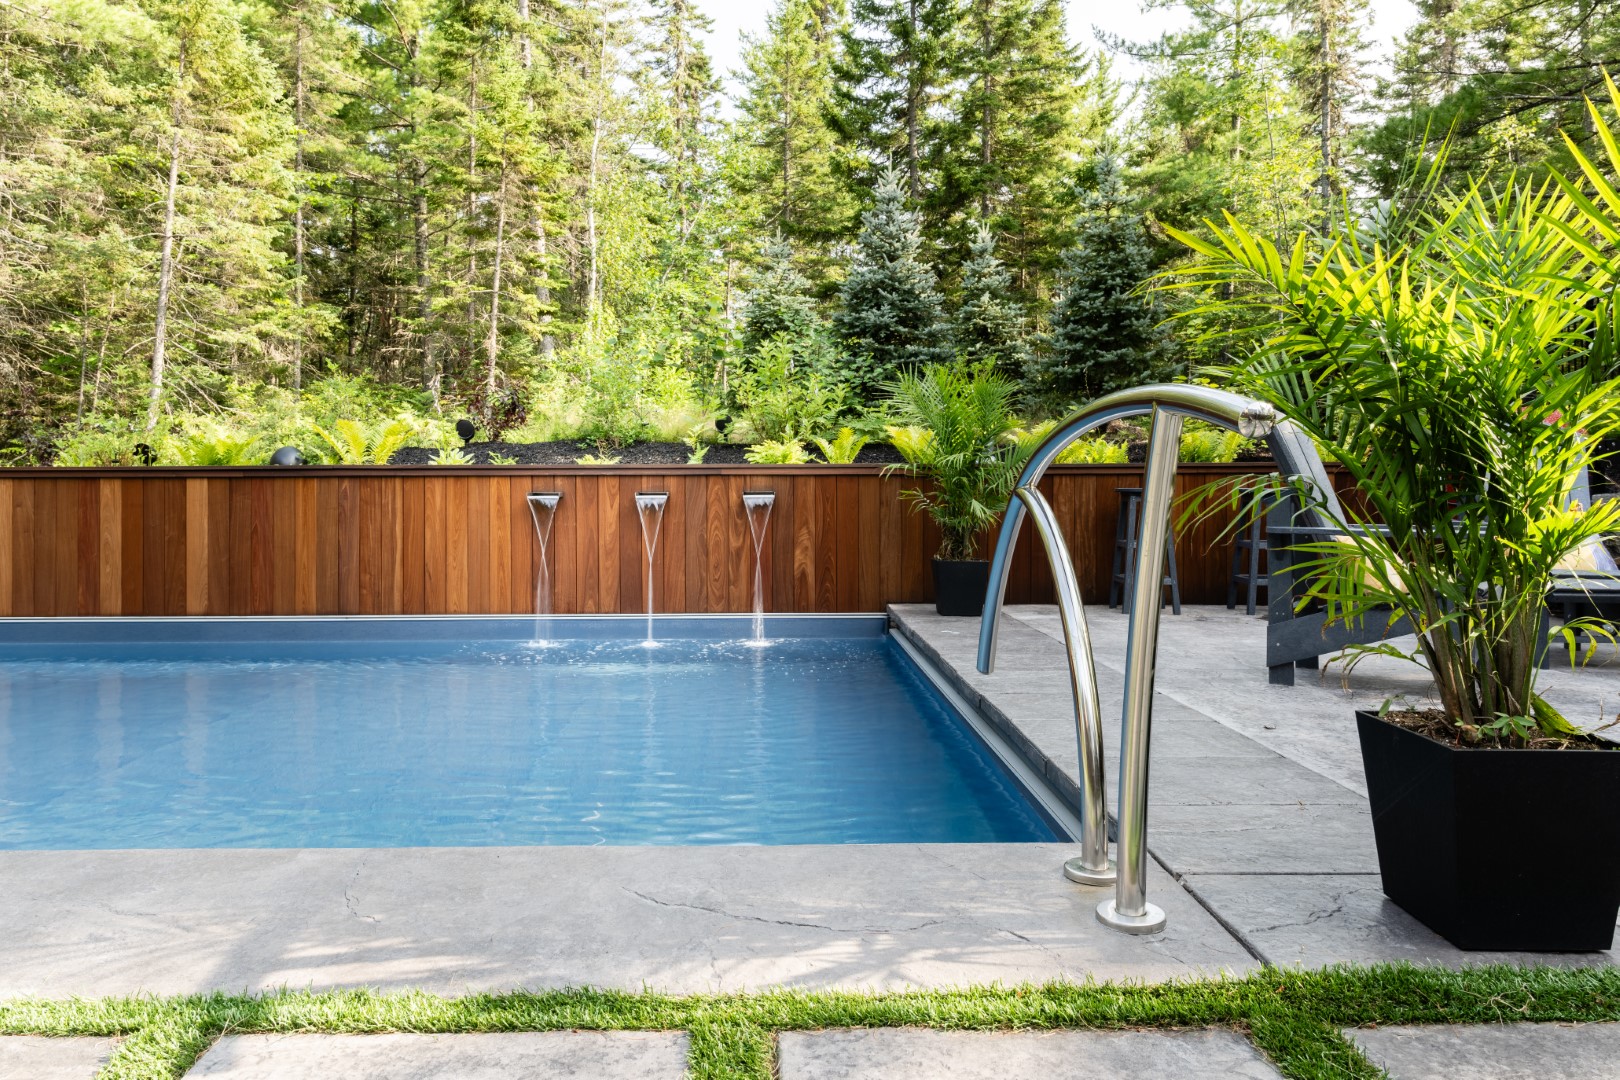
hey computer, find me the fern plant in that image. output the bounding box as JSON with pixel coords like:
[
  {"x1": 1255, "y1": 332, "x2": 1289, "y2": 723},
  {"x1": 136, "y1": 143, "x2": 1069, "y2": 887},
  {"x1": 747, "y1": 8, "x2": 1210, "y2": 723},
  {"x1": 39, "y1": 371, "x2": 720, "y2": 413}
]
[
  {"x1": 744, "y1": 437, "x2": 811, "y2": 464},
  {"x1": 171, "y1": 420, "x2": 263, "y2": 466},
  {"x1": 574, "y1": 453, "x2": 623, "y2": 465},
  {"x1": 884, "y1": 364, "x2": 1030, "y2": 561},
  {"x1": 1010, "y1": 422, "x2": 1128, "y2": 464},
  {"x1": 311, "y1": 418, "x2": 415, "y2": 465},
  {"x1": 812, "y1": 427, "x2": 869, "y2": 463},
  {"x1": 431, "y1": 447, "x2": 473, "y2": 465}
]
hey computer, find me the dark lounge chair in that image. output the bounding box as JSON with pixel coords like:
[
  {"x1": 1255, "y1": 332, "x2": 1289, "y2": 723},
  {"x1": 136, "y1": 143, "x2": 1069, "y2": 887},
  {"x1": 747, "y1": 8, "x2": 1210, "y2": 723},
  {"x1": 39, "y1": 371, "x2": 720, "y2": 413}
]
[{"x1": 1261, "y1": 425, "x2": 1412, "y2": 685}]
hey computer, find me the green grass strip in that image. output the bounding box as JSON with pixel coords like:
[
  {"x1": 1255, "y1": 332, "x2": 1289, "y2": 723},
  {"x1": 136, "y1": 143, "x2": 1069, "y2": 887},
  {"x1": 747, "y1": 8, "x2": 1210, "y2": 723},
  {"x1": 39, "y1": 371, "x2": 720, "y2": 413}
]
[{"x1": 5, "y1": 965, "x2": 1620, "y2": 1079}]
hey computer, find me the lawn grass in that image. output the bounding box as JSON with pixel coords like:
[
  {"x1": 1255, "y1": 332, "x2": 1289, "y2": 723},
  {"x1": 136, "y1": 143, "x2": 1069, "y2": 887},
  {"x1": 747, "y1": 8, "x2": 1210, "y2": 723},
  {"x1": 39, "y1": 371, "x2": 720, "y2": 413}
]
[{"x1": 4, "y1": 965, "x2": 1619, "y2": 1078}]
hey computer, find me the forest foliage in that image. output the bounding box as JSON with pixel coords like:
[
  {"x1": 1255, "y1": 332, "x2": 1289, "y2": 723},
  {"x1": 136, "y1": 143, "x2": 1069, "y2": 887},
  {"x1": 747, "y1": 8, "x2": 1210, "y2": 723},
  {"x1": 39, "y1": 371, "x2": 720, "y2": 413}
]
[{"x1": 0, "y1": 0, "x2": 1612, "y2": 462}]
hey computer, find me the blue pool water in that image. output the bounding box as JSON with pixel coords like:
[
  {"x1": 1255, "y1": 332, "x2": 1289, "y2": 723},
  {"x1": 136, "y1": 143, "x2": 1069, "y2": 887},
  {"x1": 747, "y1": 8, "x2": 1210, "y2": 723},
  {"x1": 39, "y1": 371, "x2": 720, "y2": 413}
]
[{"x1": 0, "y1": 620, "x2": 1057, "y2": 848}]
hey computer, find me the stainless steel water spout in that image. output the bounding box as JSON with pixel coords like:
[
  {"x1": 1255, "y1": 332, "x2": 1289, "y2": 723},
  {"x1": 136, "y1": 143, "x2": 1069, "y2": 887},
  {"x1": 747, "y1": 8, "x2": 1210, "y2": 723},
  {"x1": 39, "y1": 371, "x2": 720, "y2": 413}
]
[{"x1": 976, "y1": 384, "x2": 1278, "y2": 935}]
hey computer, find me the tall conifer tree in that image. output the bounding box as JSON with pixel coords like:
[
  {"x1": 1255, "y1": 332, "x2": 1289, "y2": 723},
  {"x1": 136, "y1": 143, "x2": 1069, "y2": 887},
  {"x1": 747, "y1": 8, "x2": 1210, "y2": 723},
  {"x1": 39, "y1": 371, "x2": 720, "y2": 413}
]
[{"x1": 833, "y1": 169, "x2": 949, "y2": 397}]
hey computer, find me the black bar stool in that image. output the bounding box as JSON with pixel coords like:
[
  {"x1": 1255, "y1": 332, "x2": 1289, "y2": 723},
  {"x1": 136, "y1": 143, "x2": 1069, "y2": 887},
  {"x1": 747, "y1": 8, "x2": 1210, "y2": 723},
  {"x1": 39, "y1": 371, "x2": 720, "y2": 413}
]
[
  {"x1": 1109, "y1": 486, "x2": 1181, "y2": 615},
  {"x1": 1228, "y1": 492, "x2": 1276, "y2": 616}
]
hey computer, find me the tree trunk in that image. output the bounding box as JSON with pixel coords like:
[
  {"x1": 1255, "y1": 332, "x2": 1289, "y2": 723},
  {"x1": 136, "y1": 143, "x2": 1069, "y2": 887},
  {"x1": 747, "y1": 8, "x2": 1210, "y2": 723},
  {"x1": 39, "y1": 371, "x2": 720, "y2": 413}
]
[
  {"x1": 485, "y1": 165, "x2": 507, "y2": 400},
  {"x1": 979, "y1": 3, "x2": 992, "y2": 220},
  {"x1": 517, "y1": 0, "x2": 554, "y2": 358},
  {"x1": 904, "y1": 0, "x2": 920, "y2": 199},
  {"x1": 292, "y1": 9, "x2": 306, "y2": 390},
  {"x1": 148, "y1": 35, "x2": 186, "y2": 432},
  {"x1": 585, "y1": 2, "x2": 608, "y2": 317},
  {"x1": 1317, "y1": 0, "x2": 1332, "y2": 234}
]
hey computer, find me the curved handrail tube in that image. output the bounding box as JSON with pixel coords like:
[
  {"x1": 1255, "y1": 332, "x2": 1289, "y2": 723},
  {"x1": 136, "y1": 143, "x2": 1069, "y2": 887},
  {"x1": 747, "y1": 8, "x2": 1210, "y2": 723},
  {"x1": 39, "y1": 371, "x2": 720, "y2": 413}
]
[
  {"x1": 974, "y1": 384, "x2": 1277, "y2": 936},
  {"x1": 979, "y1": 383, "x2": 1278, "y2": 675},
  {"x1": 1015, "y1": 486, "x2": 1112, "y2": 883}
]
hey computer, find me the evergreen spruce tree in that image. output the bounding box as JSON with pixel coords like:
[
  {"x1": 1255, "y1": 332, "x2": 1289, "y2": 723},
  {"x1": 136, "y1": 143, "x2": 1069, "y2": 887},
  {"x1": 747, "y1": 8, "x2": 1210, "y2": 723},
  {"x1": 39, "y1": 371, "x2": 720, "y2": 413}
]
[
  {"x1": 1035, "y1": 157, "x2": 1172, "y2": 407},
  {"x1": 833, "y1": 169, "x2": 949, "y2": 397},
  {"x1": 951, "y1": 224, "x2": 1026, "y2": 375},
  {"x1": 742, "y1": 236, "x2": 821, "y2": 353}
]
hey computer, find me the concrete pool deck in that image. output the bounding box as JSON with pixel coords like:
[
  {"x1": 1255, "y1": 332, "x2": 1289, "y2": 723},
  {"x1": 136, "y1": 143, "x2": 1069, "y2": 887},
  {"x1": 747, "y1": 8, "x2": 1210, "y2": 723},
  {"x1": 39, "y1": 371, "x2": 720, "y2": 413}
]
[{"x1": 1, "y1": 604, "x2": 1617, "y2": 1002}]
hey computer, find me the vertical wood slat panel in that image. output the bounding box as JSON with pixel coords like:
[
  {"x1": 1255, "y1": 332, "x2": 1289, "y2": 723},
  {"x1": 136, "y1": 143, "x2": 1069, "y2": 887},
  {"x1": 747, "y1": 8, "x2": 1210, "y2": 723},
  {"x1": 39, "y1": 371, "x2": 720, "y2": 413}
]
[
  {"x1": 13, "y1": 481, "x2": 35, "y2": 616},
  {"x1": 0, "y1": 478, "x2": 15, "y2": 617},
  {"x1": 295, "y1": 478, "x2": 319, "y2": 614},
  {"x1": 97, "y1": 478, "x2": 120, "y2": 616},
  {"x1": 0, "y1": 466, "x2": 1266, "y2": 616}
]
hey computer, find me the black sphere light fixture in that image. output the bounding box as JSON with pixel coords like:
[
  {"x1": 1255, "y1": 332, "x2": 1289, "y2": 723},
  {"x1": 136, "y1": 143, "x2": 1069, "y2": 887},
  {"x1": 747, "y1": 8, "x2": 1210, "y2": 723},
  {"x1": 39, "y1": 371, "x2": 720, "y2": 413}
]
[
  {"x1": 456, "y1": 418, "x2": 477, "y2": 445},
  {"x1": 269, "y1": 446, "x2": 306, "y2": 466}
]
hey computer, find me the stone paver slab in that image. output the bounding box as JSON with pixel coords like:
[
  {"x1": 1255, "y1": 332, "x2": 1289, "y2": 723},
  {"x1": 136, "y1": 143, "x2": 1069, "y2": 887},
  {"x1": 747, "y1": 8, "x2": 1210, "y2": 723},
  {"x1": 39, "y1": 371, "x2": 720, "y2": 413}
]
[
  {"x1": 0, "y1": 1036, "x2": 119, "y2": 1079},
  {"x1": 0, "y1": 843, "x2": 1255, "y2": 997},
  {"x1": 1184, "y1": 874, "x2": 1617, "y2": 969},
  {"x1": 1347, "y1": 1022, "x2": 1620, "y2": 1079},
  {"x1": 779, "y1": 1027, "x2": 1283, "y2": 1079},
  {"x1": 185, "y1": 1032, "x2": 688, "y2": 1079}
]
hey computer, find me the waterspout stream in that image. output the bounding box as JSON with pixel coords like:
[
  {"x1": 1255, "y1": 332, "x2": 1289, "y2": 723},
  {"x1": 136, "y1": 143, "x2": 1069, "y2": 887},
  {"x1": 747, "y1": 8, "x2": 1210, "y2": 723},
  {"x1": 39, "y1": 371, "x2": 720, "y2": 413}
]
[
  {"x1": 635, "y1": 492, "x2": 669, "y2": 645},
  {"x1": 742, "y1": 492, "x2": 775, "y2": 642},
  {"x1": 526, "y1": 492, "x2": 561, "y2": 640}
]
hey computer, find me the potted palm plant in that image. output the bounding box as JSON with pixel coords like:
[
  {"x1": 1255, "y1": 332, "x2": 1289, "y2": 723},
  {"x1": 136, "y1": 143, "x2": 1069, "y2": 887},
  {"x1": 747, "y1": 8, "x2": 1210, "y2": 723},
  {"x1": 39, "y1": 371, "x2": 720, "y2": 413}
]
[
  {"x1": 1168, "y1": 109, "x2": 1620, "y2": 951},
  {"x1": 886, "y1": 363, "x2": 1028, "y2": 616}
]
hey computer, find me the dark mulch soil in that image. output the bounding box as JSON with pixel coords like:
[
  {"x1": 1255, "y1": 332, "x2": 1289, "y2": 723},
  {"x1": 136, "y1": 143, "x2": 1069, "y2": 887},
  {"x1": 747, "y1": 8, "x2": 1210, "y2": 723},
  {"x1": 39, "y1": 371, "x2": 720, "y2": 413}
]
[
  {"x1": 1382, "y1": 707, "x2": 1616, "y2": 750},
  {"x1": 389, "y1": 439, "x2": 906, "y2": 466}
]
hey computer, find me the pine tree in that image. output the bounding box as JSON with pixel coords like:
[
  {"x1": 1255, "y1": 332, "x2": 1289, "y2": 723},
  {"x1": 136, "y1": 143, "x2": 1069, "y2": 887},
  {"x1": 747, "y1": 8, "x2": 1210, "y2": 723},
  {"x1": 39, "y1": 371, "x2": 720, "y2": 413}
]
[
  {"x1": 1363, "y1": 0, "x2": 1619, "y2": 191},
  {"x1": 832, "y1": 169, "x2": 949, "y2": 397},
  {"x1": 742, "y1": 236, "x2": 821, "y2": 353},
  {"x1": 1287, "y1": 0, "x2": 1368, "y2": 229},
  {"x1": 832, "y1": 0, "x2": 958, "y2": 201},
  {"x1": 1034, "y1": 157, "x2": 1172, "y2": 407},
  {"x1": 733, "y1": 0, "x2": 855, "y2": 276},
  {"x1": 931, "y1": 0, "x2": 1111, "y2": 289},
  {"x1": 950, "y1": 224, "x2": 1026, "y2": 375},
  {"x1": 1127, "y1": 0, "x2": 1317, "y2": 241}
]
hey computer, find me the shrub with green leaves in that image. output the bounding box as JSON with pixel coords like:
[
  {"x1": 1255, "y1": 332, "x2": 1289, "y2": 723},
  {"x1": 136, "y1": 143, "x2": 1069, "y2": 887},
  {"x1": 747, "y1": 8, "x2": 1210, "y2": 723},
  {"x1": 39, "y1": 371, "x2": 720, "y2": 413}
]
[{"x1": 734, "y1": 335, "x2": 847, "y2": 442}]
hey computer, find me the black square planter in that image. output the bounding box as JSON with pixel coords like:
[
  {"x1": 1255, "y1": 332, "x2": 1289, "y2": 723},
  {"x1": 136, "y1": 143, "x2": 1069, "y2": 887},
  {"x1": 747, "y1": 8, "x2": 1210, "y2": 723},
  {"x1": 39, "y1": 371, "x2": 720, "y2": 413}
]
[
  {"x1": 1357, "y1": 709, "x2": 1620, "y2": 951},
  {"x1": 931, "y1": 558, "x2": 990, "y2": 617}
]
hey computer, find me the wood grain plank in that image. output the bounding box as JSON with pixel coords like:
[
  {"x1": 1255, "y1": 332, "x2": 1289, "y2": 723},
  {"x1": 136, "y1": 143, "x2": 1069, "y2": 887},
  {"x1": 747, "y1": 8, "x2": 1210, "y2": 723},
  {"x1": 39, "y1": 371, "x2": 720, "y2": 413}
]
[
  {"x1": 12, "y1": 481, "x2": 35, "y2": 616},
  {"x1": 506, "y1": 477, "x2": 532, "y2": 614},
  {"x1": 183, "y1": 478, "x2": 206, "y2": 614},
  {"x1": 357, "y1": 478, "x2": 381, "y2": 614},
  {"x1": 97, "y1": 479, "x2": 120, "y2": 615},
  {"x1": 208, "y1": 480, "x2": 234, "y2": 615},
  {"x1": 271, "y1": 477, "x2": 296, "y2": 614},
  {"x1": 295, "y1": 478, "x2": 318, "y2": 614},
  {"x1": 792, "y1": 474, "x2": 816, "y2": 611},
  {"x1": 816, "y1": 475, "x2": 839, "y2": 611},
  {"x1": 337, "y1": 478, "x2": 360, "y2": 614},
  {"x1": 0, "y1": 478, "x2": 13, "y2": 617},
  {"x1": 399, "y1": 477, "x2": 426, "y2": 614},
  {"x1": 445, "y1": 478, "x2": 468, "y2": 613},
  {"x1": 245, "y1": 479, "x2": 271, "y2": 614},
  {"x1": 139, "y1": 478, "x2": 164, "y2": 616},
  {"x1": 466, "y1": 476, "x2": 490, "y2": 612},
  {"x1": 423, "y1": 477, "x2": 447, "y2": 613}
]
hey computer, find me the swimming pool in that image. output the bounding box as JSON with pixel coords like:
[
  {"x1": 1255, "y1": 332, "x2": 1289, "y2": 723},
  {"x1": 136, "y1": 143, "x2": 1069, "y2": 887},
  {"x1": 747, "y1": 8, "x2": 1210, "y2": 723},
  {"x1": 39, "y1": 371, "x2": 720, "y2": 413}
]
[{"x1": 0, "y1": 617, "x2": 1061, "y2": 848}]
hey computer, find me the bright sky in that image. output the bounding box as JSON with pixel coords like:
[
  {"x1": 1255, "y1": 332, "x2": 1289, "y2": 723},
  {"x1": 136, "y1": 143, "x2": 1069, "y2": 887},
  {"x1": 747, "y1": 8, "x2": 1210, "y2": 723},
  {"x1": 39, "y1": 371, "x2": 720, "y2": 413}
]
[{"x1": 699, "y1": 0, "x2": 1421, "y2": 109}]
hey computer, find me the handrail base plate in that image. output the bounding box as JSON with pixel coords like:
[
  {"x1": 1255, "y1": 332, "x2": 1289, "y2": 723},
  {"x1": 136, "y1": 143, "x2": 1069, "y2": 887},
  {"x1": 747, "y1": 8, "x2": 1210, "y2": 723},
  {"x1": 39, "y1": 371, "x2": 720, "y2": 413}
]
[
  {"x1": 1097, "y1": 898, "x2": 1167, "y2": 935},
  {"x1": 1063, "y1": 856, "x2": 1118, "y2": 886}
]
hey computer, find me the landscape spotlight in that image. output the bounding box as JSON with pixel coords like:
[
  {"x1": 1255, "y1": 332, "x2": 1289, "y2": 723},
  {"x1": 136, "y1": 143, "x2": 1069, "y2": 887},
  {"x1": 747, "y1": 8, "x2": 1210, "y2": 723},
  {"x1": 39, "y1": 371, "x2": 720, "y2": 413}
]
[
  {"x1": 456, "y1": 419, "x2": 476, "y2": 445},
  {"x1": 269, "y1": 446, "x2": 306, "y2": 466}
]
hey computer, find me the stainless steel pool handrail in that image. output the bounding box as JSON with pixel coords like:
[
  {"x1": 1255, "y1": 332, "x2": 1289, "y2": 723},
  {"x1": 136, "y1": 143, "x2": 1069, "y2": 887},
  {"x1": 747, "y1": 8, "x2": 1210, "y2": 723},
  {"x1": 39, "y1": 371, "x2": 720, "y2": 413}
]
[{"x1": 977, "y1": 384, "x2": 1278, "y2": 935}]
